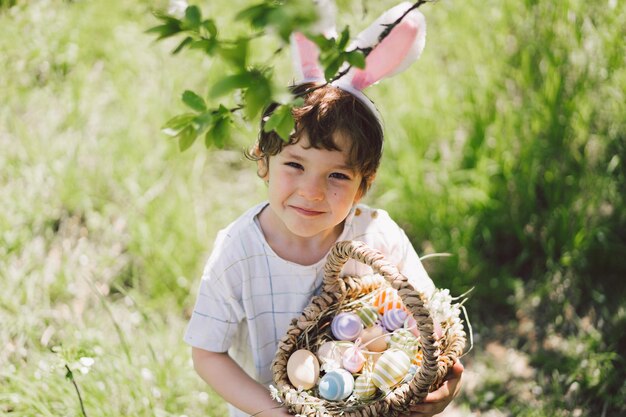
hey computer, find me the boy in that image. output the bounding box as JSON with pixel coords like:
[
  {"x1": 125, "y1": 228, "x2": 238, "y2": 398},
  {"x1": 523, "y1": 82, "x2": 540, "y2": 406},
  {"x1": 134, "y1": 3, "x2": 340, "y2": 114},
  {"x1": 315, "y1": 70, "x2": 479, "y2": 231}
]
[{"x1": 184, "y1": 83, "x2": 463, "y2": 417}]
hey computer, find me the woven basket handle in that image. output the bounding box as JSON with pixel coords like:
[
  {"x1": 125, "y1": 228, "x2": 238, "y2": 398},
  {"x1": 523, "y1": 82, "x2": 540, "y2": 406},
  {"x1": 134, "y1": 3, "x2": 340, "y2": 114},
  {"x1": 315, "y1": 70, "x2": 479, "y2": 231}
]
[{"x1": 322, "y1": 240, "x2": 439, "y2": 405}]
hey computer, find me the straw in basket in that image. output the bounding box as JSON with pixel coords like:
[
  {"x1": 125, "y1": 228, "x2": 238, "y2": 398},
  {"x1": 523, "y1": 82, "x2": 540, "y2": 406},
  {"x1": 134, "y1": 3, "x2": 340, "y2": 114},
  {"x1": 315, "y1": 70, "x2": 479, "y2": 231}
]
[{"x1": 271, "y1": 240, "x2": 467, "y2": 417}]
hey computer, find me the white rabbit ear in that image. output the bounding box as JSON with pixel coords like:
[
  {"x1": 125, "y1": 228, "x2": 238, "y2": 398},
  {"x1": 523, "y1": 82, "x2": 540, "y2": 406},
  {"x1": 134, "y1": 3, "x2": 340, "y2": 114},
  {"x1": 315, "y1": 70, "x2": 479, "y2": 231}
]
[
  {"x1": 339, "y1": 2, "x2": 427, "y2": 91},
  {"x1": 290, "y1": 0, "x2": 337, "y2": 83}
]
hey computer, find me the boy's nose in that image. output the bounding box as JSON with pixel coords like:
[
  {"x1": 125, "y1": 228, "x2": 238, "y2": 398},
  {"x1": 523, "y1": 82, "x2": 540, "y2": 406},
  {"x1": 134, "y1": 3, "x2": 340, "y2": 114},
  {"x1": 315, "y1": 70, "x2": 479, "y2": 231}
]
[{"x1": 299, "y1": 176, "x2": 325, "y2": 201}]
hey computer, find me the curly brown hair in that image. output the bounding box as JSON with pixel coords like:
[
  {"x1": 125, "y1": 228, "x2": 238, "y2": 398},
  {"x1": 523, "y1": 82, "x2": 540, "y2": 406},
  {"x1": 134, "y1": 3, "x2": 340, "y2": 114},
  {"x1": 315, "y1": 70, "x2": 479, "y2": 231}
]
[{"x1": 247, "y1": 82, "x2": 384, "y2": 197}]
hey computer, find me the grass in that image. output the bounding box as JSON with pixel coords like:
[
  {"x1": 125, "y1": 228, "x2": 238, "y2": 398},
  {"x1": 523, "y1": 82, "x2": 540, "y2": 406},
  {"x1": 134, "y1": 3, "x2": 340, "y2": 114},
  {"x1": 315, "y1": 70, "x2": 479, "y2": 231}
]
[{"x1": 1, "y1": 0, "x2": 625, "y2": 416}]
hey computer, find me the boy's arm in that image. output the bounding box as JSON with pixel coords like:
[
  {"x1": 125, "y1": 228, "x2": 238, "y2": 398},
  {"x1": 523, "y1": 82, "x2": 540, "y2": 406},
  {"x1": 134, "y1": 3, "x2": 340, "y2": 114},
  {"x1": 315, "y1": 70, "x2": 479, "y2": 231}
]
[{"x1": 191, "y1": 347, "x2": 291, "y2": 417}]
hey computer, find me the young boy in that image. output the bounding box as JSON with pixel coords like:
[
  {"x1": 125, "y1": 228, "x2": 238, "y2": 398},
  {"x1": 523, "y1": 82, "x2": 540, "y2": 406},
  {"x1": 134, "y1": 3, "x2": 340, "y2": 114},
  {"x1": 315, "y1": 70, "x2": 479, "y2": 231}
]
[{"x1": 184, "y1": 83, "x2": 463, "y2": 417}]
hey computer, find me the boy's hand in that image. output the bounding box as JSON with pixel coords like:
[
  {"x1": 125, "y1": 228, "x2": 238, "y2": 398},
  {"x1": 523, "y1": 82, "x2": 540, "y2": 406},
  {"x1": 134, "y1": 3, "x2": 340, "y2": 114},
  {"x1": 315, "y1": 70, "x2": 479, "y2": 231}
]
[{"x1": 402, "y1": 360, "x2": 464, "y2": 417}]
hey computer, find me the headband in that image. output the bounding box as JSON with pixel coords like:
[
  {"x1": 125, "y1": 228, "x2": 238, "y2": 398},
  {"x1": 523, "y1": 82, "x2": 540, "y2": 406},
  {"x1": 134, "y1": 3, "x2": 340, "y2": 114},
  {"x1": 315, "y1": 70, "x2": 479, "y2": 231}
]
[{"x1": 291, "y1": 1, "x2": 427, "y2": 119}]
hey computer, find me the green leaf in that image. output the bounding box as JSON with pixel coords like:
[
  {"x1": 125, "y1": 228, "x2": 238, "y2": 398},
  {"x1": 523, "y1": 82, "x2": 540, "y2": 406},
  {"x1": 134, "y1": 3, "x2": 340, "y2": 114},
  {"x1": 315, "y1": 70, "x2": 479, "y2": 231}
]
[
  {"x1": 146, "y1": 22, "x2": 182, "y2": 40},
  {"x1": 346, "y1": 50, "x2": 366, "y2": 69},
  {"x1": 263, "y1": 104, "x2": 295, "y2": 141},
  {"x1": 263, "y1": 107, "x2": 285, "y2": 133},
  {"x1": 202, "y1": 19, "x2": 217, "y2": 38},
  {"x1": 210, "y1": 72, "x2": 253, "y2": 98},
  {"x1": 161, "y1": 113, "x2": 196, "y2": 136},
  {"x1": 178, "y1": 125, "x2": 196, "y2": 151},
  {"x1": 309, "y1": 33, "x2": 334, "y2": 50},
  {"x1": 172, "y1": 36, "x2": 193, "y2": 54},
  {"x1": 245, "y1": 77, "x2": 271, "y2": 119},
  {"x1": 338, "y1": 26, "x2": 350, "y2": 50},
  {"x1": 190, "y1": 38, "x2": 218, "y2": 55},
  {"x1": 210, "y1": 119, "x2": 229, "y2": 148},
  {"x1": 236, "y1": 3, "x2": 274, "y2": 28},
  {"x1": 192, "y1": 112, "x2": 214, "y2": 133},
  {"x1": 184, "y1": 5, "x2": 201, "y2": 29},
  {"x1": 323, "y1": 55, "x2": 343, "y2": 81},
  {"x1": 218, "y1": 39, "x2": 249, "y2": 68},
  {"x1": 182, "y1": 90, "x2": 207, "y2": 112}
]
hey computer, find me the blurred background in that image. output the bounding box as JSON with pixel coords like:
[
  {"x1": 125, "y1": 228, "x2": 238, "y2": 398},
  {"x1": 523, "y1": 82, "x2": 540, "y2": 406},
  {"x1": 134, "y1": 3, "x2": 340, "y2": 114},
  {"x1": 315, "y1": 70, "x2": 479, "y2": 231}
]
[{"x1": 1, "y1": 0, "x2": 624, "y2": 416}]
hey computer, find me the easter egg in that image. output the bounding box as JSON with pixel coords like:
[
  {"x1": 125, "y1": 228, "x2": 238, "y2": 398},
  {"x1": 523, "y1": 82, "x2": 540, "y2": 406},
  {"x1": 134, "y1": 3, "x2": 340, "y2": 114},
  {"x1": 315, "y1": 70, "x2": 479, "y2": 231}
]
[
  {"x1": 389, "y1": 329, "x2": 420, "y2": 358},
  {"x1": 286, "y1": 349, "x2": 320, "y2": 390},
  {"x1": 364, "y1": 351, "x2": 383, "y2": 367},
  {"x1": 404, "y1": 314, "x2": 420, "y2": 338},
  {"x1": 318, "y1": 369, "x2": 354, "y2": 401},
  {"x1": 413, "y1": 350, "x2": 423, "y2": 367},
  {"x1": 356, "y1": 305, "x2": 380, "y2": 327},
  {"x1": 372, "y1": 349, "x2": 411, "y2": 393},
  {"x1": 401, "y1": 364, "x2": 420, "y2": 384},
  {"x1": 317, "y1": 341, "x2": 350, "y2": 369},
  {"x1": 372, "y1": 288, "x2": 405, "y2": 314},
  {"x1": 359, "y1": 325, "x2": 388, "y2": 352},
  {"x1": 331, "y1": 312, "x2": 363, "y2": 341},
  {"x1": 342, "y1": 344, "x2": 366, "y2": 373},
  {"x1": 382, "y1": 308, "x2": 408, "y2": 331},
  {"x1": 354, "y1": 368, "x2": 377, "y2": 400}
]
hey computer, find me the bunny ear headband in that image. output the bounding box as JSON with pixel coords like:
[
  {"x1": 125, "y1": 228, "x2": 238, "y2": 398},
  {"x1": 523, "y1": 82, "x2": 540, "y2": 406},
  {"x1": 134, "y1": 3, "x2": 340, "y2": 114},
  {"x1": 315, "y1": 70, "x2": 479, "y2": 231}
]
[{"x1": 291, "y1": 0, "x2": 427, "y2": 119}]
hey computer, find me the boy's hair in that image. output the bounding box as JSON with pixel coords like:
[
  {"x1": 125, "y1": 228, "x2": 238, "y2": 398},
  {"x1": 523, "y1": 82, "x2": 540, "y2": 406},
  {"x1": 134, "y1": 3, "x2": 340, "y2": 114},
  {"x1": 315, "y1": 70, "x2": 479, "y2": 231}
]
[{"x1": 248, "y1": 82, "x2": 383, "y2": 197}]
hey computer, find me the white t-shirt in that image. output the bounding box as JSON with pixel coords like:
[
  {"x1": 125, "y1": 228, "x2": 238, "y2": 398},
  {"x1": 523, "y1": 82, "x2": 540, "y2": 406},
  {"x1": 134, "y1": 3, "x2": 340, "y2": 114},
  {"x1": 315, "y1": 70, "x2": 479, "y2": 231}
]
[{"x1": 184, "y1": 201, "x2": 434, "y2": 417}]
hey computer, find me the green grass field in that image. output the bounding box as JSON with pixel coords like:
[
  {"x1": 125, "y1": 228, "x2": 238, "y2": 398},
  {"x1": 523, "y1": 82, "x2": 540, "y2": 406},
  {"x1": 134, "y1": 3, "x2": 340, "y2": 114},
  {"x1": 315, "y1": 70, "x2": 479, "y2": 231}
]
[{"x1": 1, "y1": 0, "x2": 625, "y2": 416}]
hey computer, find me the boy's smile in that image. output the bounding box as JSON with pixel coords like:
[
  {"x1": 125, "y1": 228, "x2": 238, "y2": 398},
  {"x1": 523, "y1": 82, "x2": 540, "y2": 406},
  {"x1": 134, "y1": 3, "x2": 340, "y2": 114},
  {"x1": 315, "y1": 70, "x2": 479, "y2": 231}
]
[{"x1": 258, "y1": 131, "x2": 363, "y2": 264}]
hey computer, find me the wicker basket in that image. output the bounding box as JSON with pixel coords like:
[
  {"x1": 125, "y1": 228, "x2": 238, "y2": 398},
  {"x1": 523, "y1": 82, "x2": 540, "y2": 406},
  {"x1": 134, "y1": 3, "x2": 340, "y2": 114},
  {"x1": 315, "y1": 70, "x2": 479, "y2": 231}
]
[{"x1": 271, "y1": 240, "x2": 466, "y2": 417}]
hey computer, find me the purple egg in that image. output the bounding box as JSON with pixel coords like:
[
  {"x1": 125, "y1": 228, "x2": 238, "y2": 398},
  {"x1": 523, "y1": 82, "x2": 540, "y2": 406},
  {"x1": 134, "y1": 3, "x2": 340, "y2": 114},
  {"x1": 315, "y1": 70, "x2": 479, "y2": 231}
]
[
  {"x1": 331, "y1": 312, "x2": 364, "y2": 341},
  {"x1": 381, "y1": 308, "x2": 408, "y2": 331}
]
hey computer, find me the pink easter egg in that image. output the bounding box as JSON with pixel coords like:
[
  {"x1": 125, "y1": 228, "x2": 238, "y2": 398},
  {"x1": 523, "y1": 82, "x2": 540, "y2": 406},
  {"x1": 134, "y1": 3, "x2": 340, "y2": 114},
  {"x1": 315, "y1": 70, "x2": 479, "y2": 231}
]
[
  {"x1": 404, "y1": 314, "x2": 420, "y2": 338},
  {"x1": 342, "y1": 344, "x2": 366, "y2": 373}
]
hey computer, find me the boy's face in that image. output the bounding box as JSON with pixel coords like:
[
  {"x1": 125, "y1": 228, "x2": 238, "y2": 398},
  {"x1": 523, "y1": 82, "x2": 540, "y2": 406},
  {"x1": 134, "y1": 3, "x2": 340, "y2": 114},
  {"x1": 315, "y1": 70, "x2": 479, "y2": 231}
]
[{"x1": 262, "y1": 131, "x2": 363, "y2": 241}]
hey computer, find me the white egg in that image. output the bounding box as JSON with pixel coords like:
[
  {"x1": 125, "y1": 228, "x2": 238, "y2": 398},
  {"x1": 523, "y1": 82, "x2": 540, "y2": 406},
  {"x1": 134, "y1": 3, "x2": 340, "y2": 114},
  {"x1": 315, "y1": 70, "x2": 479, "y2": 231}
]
[{"x1": 286, "y1": 349, "x2": 320, "y2": 390}]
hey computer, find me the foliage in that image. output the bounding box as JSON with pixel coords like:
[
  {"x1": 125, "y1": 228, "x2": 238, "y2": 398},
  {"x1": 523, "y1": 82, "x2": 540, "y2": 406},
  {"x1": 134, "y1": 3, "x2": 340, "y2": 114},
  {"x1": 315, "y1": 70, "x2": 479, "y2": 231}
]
[
  {"x1": 376, "y1": 0, "x2": 626, "y2": 414},
  {"x1": 146, "y1": 0, "x2": 427, "y2": 150},
  {"x1": 1, "y1": 0, "x2": 625, "y2": 416}
]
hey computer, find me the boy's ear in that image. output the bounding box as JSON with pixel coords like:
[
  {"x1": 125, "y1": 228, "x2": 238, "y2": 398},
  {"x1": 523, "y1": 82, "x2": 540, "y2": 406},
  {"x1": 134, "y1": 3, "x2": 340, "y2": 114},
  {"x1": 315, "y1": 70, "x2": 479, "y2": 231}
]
[
  {"x1": 354, "y1": 173, "x2": 376, "y2": 203},
  {"x1": 257, "y1": 158, "x2": 269, "y2": 181},
  {"x1": 251, "y1": 144, "x2": 270, "y2": 181}
]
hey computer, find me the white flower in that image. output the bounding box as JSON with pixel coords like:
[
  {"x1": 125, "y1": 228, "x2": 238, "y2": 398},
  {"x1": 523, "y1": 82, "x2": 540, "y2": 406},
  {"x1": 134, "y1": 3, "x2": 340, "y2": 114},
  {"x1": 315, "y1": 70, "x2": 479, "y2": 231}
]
[
  {"x1": 79, "y1": 357, "x2": 95, "y2": 367},
  {"x1": 269, "y1": 385, "x2": 283, "y2": 403},
  {"x1": 168, "y1": 0, "x2": 188, "y2": 18}
]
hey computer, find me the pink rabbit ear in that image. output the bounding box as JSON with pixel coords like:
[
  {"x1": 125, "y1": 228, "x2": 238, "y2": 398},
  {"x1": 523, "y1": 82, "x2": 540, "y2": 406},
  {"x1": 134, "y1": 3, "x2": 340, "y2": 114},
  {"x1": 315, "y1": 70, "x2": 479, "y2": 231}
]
[
  {"x1": 346, "y1": 2, "x2": 427, "y2": 91},
  {"x1": 290, "y1": 0, "x2": 337, "y2": 83},
  {"x1": 291, "y1": 32, "x2": 326, "y2": 82}
]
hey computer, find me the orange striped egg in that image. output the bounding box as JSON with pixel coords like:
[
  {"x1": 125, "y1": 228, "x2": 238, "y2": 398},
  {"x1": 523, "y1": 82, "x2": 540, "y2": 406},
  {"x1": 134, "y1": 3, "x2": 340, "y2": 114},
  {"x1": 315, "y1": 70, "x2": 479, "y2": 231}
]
[{"x1": 372, "y1": 288, "x2": 405, "y2": 314}]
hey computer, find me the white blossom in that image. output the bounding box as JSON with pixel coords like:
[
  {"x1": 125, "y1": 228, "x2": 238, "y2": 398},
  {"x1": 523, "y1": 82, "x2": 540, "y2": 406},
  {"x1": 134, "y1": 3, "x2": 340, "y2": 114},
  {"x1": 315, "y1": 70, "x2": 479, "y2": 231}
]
[{"x1": 168, "y1": 0, "x2": 188, "y2": 19}]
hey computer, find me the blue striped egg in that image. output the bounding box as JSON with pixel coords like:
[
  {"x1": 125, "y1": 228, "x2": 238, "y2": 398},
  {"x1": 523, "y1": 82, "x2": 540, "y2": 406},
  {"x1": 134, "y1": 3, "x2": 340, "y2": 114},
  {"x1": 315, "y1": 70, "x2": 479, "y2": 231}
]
[
  {"x1": 382, "y1": 308, "x2": 408, "y2": 331},
  {"x1": 331, "y1": 312, "x2": 363, "y2": 341},
  {"x1": 372, "y1": 349, "x2": 411, "y2": 393},
  {"x1": 401, "y1": 364, "x2": 420, "y2": 384},
  {"x1": 318, "y1": 369, "x2": 354, "y2": 401}
]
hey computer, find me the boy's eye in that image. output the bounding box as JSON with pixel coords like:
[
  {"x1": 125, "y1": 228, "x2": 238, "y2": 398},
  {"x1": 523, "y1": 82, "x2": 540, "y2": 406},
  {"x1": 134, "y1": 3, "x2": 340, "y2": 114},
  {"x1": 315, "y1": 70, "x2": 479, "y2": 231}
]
[
  {"x1": 285, "y1": 162, "x2": 304, "y2": 170},
  {"x1": 329, "y1": 172, "x2": 351, "y2": 180}
]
